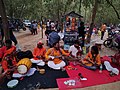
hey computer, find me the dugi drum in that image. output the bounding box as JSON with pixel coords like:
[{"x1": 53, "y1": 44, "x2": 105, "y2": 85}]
[{"x1": 17, "y1": 58, "x2": 32, "y2": 74}]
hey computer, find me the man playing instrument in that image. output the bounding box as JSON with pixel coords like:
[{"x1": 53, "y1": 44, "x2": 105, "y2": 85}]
[
  {"x1": 45, "y1": 41, "x2": 69, "y2": 70},
  {"x1": 0, "y1": 39, "x2": 16, "y2": 63},
  {"x1": 69, "y1": 40, "x2": 82, "y2": 65},
  {"x1": 69, "y1": 40, "x2": 82, "y2": 58},
  {"x1": 2, "y1": 46, "x2": 17, "y2": 79},
  {"x1": 82, "y1": 46, "x2": 101, "y2": 70}
]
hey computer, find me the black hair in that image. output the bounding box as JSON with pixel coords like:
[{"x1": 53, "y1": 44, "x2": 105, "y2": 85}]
[
  {"x1": 5, "y1": 39, "x2": 12, "y2": 45},
  {"x1": 74, "y1": 40, "x2": 80, "y2": 45},
  {"x1": 52, "y1": 41, "x2": 59, "y2": 47},
  {"x1": 80, "y1": 22, "x2": 84, "y2": 26},
  {"x1": 91, "y1": 46, "x2": 99, "y2": 55}
]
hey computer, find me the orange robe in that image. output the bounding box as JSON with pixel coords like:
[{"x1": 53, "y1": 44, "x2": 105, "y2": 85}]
[
  {"x1": 2, "y1": 46, "x2": 17, "y2": 72},
  {"x1": 0, "y1": 46, "x2": 16, "y2": 59},
  {"x1": 82, "y1": 52, "x2": 101, "y2": 66},
  {"x1": 33, "y1": 47, "x2": 46, "y2": 60},
  {"x1": 2, "y1": 57, "x2": 17, "y2": 72},
  {"x1": 45, "y1": 48, "x2": 69, "y2": 64}
]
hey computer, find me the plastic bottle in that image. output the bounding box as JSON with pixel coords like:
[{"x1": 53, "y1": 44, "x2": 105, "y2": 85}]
[{"x1": 99, "y1": 64, "x2": 103, "y2": 73}]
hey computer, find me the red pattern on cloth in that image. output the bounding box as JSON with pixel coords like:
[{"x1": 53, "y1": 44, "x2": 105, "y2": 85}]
[{"x1": 57, "y1": 62, "x2": 120, "y2": 89}]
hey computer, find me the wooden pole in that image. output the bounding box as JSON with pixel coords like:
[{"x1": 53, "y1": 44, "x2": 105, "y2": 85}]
[{"x1": 0, "y1": 0, "x2": 10, "y2": 40}]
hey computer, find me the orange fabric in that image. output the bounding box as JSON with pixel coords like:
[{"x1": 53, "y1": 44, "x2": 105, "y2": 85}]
[
  {"x1": 100, "y1": 24, "x2": 106, "y2": 32},
  {"x1": 2, "y1": 57, "x2": 17, "y2": 72},
  {"x1": 0, "y1": 46, "x2": 15, "y2": 59},
  {"x1": 45, "y1": 48, "x2": 69, "y2": 64},
  {"x1": 3, "y1": 46, "x2": 16, "y2": 57},
  {"x1": 33, "y1": 47, "x2": 46, "y2": 60},
  {"x1": 1, "y1": 46, "x2": 17, "y2": 72},
  {"x1": 82, "y1": 52, "x2": 101, "y2": 66}
]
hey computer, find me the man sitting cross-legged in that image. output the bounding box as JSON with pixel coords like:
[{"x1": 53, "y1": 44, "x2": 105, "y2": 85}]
[
  {"x1": 45, "y1": 41, "x2": 69, "y2": 70},
  {"x1": 69, "y1": 40, "x2": 82, "y2": 65},
  {"x1": 30, "y1": 41, "x2": 46, "y2": 66},
  {"x1": 81, "y1": 46, "x2": 101, "y2": 70}
]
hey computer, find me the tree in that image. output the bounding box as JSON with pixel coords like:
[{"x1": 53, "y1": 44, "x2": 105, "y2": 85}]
[
  {"x1": 0, "y1": 0, "x2": 10, "y2": 40},
  {"x1": 86, "y1": 0, "x2": 99, "y2": 43},
  {"x1": 106, "y1": 0, "x2": 120, "y2": 20}
]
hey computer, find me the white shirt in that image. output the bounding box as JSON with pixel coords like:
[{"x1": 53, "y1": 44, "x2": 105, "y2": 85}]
[
  {"x1": 47, "y1": 22, "x2": 50, "y2": 26},
  {"x1": 51, "y1": 22, "x2": 55, "y2": 27},
  {"x1": 69, "y1": 45, "x2": 82, "y2": 57}
]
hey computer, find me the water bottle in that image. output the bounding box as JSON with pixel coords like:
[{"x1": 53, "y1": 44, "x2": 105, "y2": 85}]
[{"x1": 99, "y1": 64, "x2": 103, "y2": 73}]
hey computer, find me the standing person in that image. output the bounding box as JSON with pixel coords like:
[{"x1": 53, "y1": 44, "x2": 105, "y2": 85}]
[
  {"x1": 48, "y1": 29, "x2": 60, "y2": 48},
  {"x1": 32, "y1": 21, "x2": 38, "y2": 35},
  {"x1": 81, "y1": 46, "x2": 101, "y2": 70},
  {"x1": 55, "y1": 21, "x2": 59, "y2": 30},
  {"x1": 50, "y1": 21, "x2": 55, "y2": 30},
  {"x1": 100, "y1": 23, "x2": 106, "y2": 40},
  {"x1": 78, "y1": 22, "x2": 85, "y2": 47},
  {"x1": 45, "y1": 42, "x2": 69, "y2": 70},
  {"x1": 46, "y1": 20, "x2": 50, "y2": 30},
  {"x1": 1, "y1": 21, "x2": 18, "y2": 46}
]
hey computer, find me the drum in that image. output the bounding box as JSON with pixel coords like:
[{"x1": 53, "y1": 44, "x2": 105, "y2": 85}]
[{"x1": 17, "y1": 58, "x2": 32, "y2": 74}]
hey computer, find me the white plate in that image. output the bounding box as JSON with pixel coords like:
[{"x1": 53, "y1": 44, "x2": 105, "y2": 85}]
[
  {"x1": 7, "y1": 79, "x2": 18, "y2": 88},
  {"x1": 80, "y1": 78, "x2": 87, "y2": 81}
]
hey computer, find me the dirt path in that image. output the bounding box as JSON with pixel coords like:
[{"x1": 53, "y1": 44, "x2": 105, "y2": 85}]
[
  {"x1": 14, "y1": 29, "x2": 117, "y2": 56},
  {"x1": 14, "y1": 29, "x2": 46, "y2": 51}
]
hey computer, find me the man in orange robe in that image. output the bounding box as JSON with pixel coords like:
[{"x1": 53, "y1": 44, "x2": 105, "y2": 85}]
[
  {"x1": 30, "y1": 41, "x2": 46, "y2": 66},
  {"x1": 2, "y1": 46, "x2": 17, "y2": 79},
  {"x1": 82, "y1": 46, "x2": 101, "y2": 70},
  {"x1": 45, "y1": 41, "x2": 69, "y2": 70},
  {"x1": 0, "y1": 39, "x2": 16, "y2": 62}
]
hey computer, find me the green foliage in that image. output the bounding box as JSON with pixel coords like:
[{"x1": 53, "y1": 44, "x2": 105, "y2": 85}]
[{"x1": 3, "y1": 0, "x2": 120, "y2": 24}]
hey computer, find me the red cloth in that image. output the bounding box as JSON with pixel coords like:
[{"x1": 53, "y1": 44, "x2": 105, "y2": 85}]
[
  {"x1": 101, "y1": 56, "x2": 112, "y2": 63},
  {"x1": 57, "y1": 62, "x2": 120, "y2": 89}
]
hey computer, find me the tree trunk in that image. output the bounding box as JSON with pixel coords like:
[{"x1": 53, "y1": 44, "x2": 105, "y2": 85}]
[
  {"x1": 86, "y1": 0, "x2": 99, "y2": 43},
  {"x1": 84, "y1": 6, "x2": 87, "y2": 22},
  {"x1": 0, "y1": 0, "x2": 10, "y2": 40},
  {"x1": 106, "y1": 0, "x2": 120, "y2": 20},
  {"x1": 57, "y1": 0, "x2": 60, "y2": 21},
  {"x1": 79, "y1": 0, "x2": 82, "y2": 14}
]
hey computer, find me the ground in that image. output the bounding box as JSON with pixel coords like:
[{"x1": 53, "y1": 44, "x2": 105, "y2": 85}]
[
  {"x1": 15, "y1": 29, "x2": 116, "y2": 56},
  {"x1": 13, "y1": 29, "x2": 119, "y2": 90}
]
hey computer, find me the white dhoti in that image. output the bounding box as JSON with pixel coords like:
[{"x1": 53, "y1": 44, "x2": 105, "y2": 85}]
[
  {"x1": 48, "y1": 61, "x2": 66, "y2": 70},
  {"x1": 12, "y1": 68, "x2": 36, "y2": 78},
  {"x1": 30, "y1": 58, "x2": 45, "y2": 66}
]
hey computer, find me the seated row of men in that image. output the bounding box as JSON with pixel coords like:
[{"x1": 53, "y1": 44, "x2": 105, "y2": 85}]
[{"x1": 0, "y1": 39, "x2": 102, "y2": 79}]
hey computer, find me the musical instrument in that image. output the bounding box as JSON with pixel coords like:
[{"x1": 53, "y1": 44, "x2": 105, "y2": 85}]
[
  {"x1": 17, "y1": 58, "x2": 32, "y2": 74},
  {"x1": 49, "y1": 55, "x2": 81, "y2": 60},
  {"x1": 7, "y1": 79, "x2": 18, "y2": 88},
  {"x1": 86, "y1": 58, "x2": 95, "y2": 65}
]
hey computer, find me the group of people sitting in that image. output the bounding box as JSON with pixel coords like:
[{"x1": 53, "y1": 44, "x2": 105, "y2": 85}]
[{"x1": 0, "y1": 39, "x2": 119, "y2": 84}]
